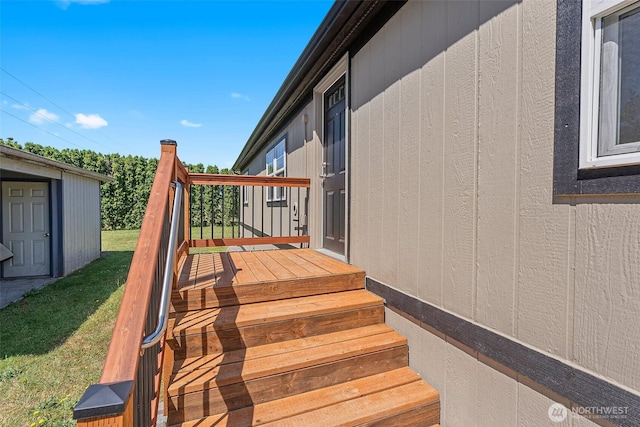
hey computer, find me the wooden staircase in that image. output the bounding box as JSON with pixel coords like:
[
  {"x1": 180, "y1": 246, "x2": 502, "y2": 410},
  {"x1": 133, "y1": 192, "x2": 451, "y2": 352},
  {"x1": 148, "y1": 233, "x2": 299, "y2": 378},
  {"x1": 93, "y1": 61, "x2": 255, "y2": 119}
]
[{"x1": 166, "y1": 249, "x2": 440, "y2": 426}]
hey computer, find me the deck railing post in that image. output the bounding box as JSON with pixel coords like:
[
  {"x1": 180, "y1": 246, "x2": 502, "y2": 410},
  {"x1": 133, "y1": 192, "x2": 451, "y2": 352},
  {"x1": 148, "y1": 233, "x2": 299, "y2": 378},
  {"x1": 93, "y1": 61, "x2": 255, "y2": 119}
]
[
  {"x1": 184, "y1": 177, "x2": 190, "y2": 251},
  {"x1": 74, "y1": 381, "x2": 134, "y2": 426}
]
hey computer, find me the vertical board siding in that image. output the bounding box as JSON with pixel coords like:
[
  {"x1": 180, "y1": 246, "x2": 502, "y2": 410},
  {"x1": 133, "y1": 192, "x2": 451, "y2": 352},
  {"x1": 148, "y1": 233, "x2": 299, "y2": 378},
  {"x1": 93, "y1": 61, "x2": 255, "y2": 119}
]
[
  {"x1": 417, "y1": 0, "x2": 447, "y2": 306},
  {"x1": 477, "y1": 361, "x2": 518, "y2": 426},
  {"x1": 349, "y1": 0, "x2": 640, "y2": 416},
  {"x1": 516, "y1": 0, "x2": 570, "y2": 359},
  {"x1": 476, "y1": 1, "x2": 520, "y2": 336},
  {"x1": 574, "y1": 200, "x2": 640, "y2": 390},
  {"x1": 416, "y1": 320, "x2": 447, "y2": 418},
  {"x1": 381, "y1": 28, "x2": 401, "y2": 288},
  {"x1": 517, "y1": 382, "x2": 572, "y2": 427},
  {"x1": 241, "y1": 105, "x2": 313, "y2": 246},
  {"x1": 350, "y1": 45, "x2": 370, "y2": 269},
  {"x1": 385, "y1": 308, "x2": 599, "y2": 427},
  {"x1": 441, "y1": 0, "x2": 479, "y2": 320},
  {"x1": 444, "y1": 339, "x2": 478, "y2": 425},
  {"x1": 366, "y1": 35, "x2": 385, "y2": 281},
  {"x1": 397, "y1": 7, "x2": 422, "y2": 298},
  {"x1": 62, "y1": 172, "x2": 102, "y2": 275}
]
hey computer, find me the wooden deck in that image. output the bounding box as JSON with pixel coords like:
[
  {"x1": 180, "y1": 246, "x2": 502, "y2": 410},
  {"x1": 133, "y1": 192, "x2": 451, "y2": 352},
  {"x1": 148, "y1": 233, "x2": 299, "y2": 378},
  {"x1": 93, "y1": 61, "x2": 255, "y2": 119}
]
[
  {"x1": 166, "y1": 249, "x2": 440, "y2": 426},
  {"x1": 172, "y1": 249, "x2": 365, "y2": 311}
]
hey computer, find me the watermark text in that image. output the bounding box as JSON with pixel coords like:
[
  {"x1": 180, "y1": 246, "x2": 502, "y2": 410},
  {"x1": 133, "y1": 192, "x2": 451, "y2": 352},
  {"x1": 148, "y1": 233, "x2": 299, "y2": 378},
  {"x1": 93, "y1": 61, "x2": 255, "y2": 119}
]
[{"x1": 548, "y1": 403, "x2": 629, "y2": 423}]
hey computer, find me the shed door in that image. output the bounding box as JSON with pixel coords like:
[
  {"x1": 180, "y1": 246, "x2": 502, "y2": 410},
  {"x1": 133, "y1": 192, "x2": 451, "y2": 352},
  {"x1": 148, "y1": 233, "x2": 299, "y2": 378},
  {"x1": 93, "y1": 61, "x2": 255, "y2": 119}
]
[
  {"x1": 322, "y1": 77, "x2": 346, "y2": 254},
  {"x1": 1, "y1": 182, "x2": 51, "y2": 277}
]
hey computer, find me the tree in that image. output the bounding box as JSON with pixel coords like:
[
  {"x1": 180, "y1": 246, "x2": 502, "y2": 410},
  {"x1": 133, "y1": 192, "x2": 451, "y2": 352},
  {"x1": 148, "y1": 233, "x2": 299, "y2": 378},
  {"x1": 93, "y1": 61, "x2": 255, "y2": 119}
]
[{"x1": 0, "y1": 139, "x2": 230, "y2": 230}]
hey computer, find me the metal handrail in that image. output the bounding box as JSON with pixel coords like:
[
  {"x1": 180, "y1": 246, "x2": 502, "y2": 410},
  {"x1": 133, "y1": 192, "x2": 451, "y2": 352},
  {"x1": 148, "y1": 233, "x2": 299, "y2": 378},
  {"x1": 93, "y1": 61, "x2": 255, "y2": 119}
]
[{"x1": 142, "y1": 180, "x2": 182, "y2": 349}]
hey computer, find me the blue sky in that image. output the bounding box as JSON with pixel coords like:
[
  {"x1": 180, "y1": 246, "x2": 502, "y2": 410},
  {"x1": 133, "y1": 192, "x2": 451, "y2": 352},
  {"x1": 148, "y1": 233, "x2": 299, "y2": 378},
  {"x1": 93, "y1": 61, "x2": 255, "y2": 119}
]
[{"x1": 0, "y1": 0, "x2": 333, "y2": 168}]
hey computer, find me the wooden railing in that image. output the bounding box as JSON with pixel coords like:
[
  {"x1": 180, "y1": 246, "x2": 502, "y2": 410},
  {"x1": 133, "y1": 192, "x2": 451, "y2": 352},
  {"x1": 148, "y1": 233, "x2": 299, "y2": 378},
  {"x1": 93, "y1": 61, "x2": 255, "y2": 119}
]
[
  {"x1": 73, "y1": 140, "x2": 188, "y2": 427},
  {"x1": 188, "y1": 173, "x2": 310, "y2": 248},
  {"x1": 73, "y1": 141, "x2": 310, "y2": 426}
]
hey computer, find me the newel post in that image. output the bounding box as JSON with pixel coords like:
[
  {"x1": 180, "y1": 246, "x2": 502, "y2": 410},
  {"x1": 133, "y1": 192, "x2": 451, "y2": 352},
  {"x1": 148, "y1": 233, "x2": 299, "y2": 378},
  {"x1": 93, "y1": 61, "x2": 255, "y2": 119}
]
[
  {"x1": 162, "y1": 139, "x2": 190, "y2": 246},
  {"x1": 160, "y1": 138, "x2": 177, "y2": 153},
  {"x1": 74, "y1": 381, "x2": 134, "y2": 427}
]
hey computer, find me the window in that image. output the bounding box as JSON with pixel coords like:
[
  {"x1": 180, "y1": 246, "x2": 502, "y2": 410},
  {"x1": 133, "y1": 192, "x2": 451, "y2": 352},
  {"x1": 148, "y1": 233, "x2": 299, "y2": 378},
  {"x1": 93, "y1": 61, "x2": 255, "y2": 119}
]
[
  {"x1": 580, "y1": 0, "x2": 640, "y2": 169},
  {"x1": 266, "y1": 137, "x2": 286, "y2": 201},
  {"x1": 243, "y1": 170, "x2": 249, "y2": 205}
]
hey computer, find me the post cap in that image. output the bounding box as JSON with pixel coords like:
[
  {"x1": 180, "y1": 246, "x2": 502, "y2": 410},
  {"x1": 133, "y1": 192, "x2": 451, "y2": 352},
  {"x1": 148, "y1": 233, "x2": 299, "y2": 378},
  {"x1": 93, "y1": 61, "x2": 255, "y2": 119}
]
[
  {"x1": 160, "y1": 139, "x2": 177, "y2": 145},
  {"x1": 73, "y1": 381, "x2": 133, "y2": 420}
]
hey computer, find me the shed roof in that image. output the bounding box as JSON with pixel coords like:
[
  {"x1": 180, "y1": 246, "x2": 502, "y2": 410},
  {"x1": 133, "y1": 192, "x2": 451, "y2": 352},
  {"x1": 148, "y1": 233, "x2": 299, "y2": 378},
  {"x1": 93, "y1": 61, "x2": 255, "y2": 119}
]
[
  {"x1": 233, "y1": 0, "x2": 406, "y2": 170},
  {"x1": 0, "y1": 145, "x2": 113, "y2": 182}
]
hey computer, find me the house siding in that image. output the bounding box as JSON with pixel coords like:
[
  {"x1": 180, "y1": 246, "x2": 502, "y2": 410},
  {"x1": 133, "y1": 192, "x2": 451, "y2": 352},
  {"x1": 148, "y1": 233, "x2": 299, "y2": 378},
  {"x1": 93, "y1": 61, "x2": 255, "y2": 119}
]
[
  {"x1": 233, "y1": 0, "x2": 640, "y2": 422},
  {"x1": 61, "y1": 172, "x2": 102, "y2": 275},
  {"x1": 349, "y1": 0, "x2": 639, "y2": 424},
  {"x1": 241, "y1": 102, "x2": 321, "y2": 247}
]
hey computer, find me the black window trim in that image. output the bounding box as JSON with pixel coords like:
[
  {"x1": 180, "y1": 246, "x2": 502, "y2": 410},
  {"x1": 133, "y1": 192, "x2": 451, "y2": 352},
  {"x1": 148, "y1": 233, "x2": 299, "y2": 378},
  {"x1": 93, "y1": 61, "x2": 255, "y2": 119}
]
[{"x1": 554, "y1": 0, "x2": 640, "y2": 196}]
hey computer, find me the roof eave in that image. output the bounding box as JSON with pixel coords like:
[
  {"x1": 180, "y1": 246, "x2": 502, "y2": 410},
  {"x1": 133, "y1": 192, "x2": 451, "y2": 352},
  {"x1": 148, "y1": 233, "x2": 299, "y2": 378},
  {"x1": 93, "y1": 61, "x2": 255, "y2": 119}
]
[
  {"x1": 0, "y1": 145, "x2": 114, "y2": 182},
  {"x1": 234, "y1": 0, "x2": 406, "y2": 171}
]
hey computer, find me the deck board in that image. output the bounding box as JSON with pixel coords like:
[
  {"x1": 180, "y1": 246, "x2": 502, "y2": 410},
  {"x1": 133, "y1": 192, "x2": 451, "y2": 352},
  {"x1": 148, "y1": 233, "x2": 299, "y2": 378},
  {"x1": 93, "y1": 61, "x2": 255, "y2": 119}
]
[
  {"x1": 172, "y1": 290, "x2": 382, "y2": 336},
  {"x1": 168, "y1": 331, "x2": 407, "y2": 394},
  {"x1": 176, "y1": 249, "x2": 365, "y2": 292},
  {"x1": 194, "y1": 251, "x2": 219, "y2": 288},
  {"x1": 235, "y1": 252, "x2": 278, "y2": 282},
  {"x1": 261, "y1": 249, "x2": 316, "y2": 277},
  {"x1": 172, "y1": 324, "x2": 393, "y2": 373},
  {"x1": 257, "y1": 251, "x2": 298, "y2": 279},
  {"x1": 257, "y1": 380, "x2": 438, "y2": 427},
  {"x1": 167, "y1": 248, "x2": 439, "y2": 426},
  {"x1": 227, "y1": 252, "x2": 259, "y2": 284},
  {"x1": 171, "y1": 367, "x2": 423, "y2": 427},
  {"x1": 296, "y1": 248, "x2": 357, "y2": 273},
  {"x1": 276, "y1": 249, "x2": 332, "y2": 276}
]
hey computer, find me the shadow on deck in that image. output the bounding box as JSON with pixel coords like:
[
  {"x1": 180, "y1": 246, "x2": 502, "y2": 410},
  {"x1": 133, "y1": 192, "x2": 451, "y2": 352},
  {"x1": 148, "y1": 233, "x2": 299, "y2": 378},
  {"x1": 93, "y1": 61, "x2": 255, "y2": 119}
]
[{"x1": 165, "y1": 249, "x2": 440, "y2": 426}]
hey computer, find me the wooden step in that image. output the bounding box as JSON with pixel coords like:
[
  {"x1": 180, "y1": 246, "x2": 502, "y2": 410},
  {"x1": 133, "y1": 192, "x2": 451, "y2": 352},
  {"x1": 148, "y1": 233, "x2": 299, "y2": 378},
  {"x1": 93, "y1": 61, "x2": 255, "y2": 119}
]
[
  {"x1": 260, "y1": 380, "x2": 439, "y2": 427},
  {"x1": 170, "y1": 367, "x2": 439, "y2": 427},
  {"x1": 172, "y1": 250, "x2": 366, "y2": 311},
  {"x1": 169, "y1": 328, "x2": 407, "y2": 394},
  {"x1": 165, "y1": 249, "x2": 440, "y2": 426},
  {"x1": 172, "y1": 324, "x2": 394, "y2": 373},
  {"x1": 167, "y1": 328, "x2": 408, "y2": 423},
  {"x1": 169, "y1": 290, "x2": 384, "y2": 359}
]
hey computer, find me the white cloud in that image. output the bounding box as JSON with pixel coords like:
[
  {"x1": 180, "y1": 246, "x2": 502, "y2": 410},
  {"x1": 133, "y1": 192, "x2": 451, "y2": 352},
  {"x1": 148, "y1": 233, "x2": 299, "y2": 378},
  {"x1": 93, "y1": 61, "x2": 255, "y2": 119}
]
[
  {"x1": 12, "y1": 103, "x2": 29, "y2": 110},
  {"x1": 231, "y1": 92, "x2": 250, "y2": 101},
  {"x1": 180, "y1": 119, "x2": 202, "y2": 128},
  {"x1": 30, "y1": 108, "x2": 59, "y2": 124},
  {"x1": 75, "y1": 113, "x2": 108, "y2": 129}
]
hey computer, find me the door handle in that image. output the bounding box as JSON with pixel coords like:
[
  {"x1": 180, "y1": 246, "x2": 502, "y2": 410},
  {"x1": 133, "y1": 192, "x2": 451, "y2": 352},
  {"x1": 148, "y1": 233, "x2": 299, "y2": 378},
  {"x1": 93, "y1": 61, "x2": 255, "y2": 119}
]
[
  {"x1": 320, "y1": 162, "x2": 329, "y2": 179},
  {"x1": 44, "y1": 233, "x2": 50, "y2": 237}
]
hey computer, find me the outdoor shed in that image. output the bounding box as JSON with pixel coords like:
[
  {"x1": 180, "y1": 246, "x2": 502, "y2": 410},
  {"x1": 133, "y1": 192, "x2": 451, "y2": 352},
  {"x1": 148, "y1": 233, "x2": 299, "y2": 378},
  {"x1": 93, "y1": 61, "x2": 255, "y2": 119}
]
[{"x1": 0, "y1": 145, "x2": 111, "y2": 278}]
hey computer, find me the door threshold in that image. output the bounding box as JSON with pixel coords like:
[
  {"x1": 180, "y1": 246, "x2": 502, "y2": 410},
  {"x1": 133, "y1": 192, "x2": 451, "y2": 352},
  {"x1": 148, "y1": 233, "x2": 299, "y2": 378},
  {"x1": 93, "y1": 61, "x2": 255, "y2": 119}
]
[{"x1": 315, "y1": 248, "x2": 346, "y2": 263}]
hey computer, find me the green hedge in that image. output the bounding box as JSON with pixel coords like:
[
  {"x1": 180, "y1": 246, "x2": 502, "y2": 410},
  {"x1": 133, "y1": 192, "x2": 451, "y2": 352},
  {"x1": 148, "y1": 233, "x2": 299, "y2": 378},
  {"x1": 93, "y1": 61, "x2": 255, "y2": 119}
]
[{"x1": 1, "y1": 138, "x2": 232, "y2": 230}]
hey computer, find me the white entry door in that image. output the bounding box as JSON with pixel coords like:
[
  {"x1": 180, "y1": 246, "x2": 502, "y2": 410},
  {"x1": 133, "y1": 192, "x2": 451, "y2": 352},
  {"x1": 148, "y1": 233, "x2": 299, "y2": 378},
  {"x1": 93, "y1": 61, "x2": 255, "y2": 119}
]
[{"x1": 1, "y1": 182, "x2": 51, "y2": 277}]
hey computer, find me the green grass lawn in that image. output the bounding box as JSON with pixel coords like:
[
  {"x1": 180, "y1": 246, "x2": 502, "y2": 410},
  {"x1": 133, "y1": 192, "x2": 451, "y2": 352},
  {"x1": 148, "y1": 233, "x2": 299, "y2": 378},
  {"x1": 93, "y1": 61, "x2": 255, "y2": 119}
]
[{"x1": 0, "y1": 230, "x2": 139, "y2": 427}]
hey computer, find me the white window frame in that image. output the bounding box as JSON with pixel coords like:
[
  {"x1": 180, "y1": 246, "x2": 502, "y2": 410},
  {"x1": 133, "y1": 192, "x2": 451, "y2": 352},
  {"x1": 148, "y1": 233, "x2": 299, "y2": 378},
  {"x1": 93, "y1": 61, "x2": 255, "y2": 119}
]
[
  {"x1": 580, "y1": 0, "x2": 640, "y2": 169},
  {"x1": 243, "y1": 170, "x2": 249, "y2": 205},
  {"x1": 266, "y1": 136, "x2": 286, "y2": 202}
]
